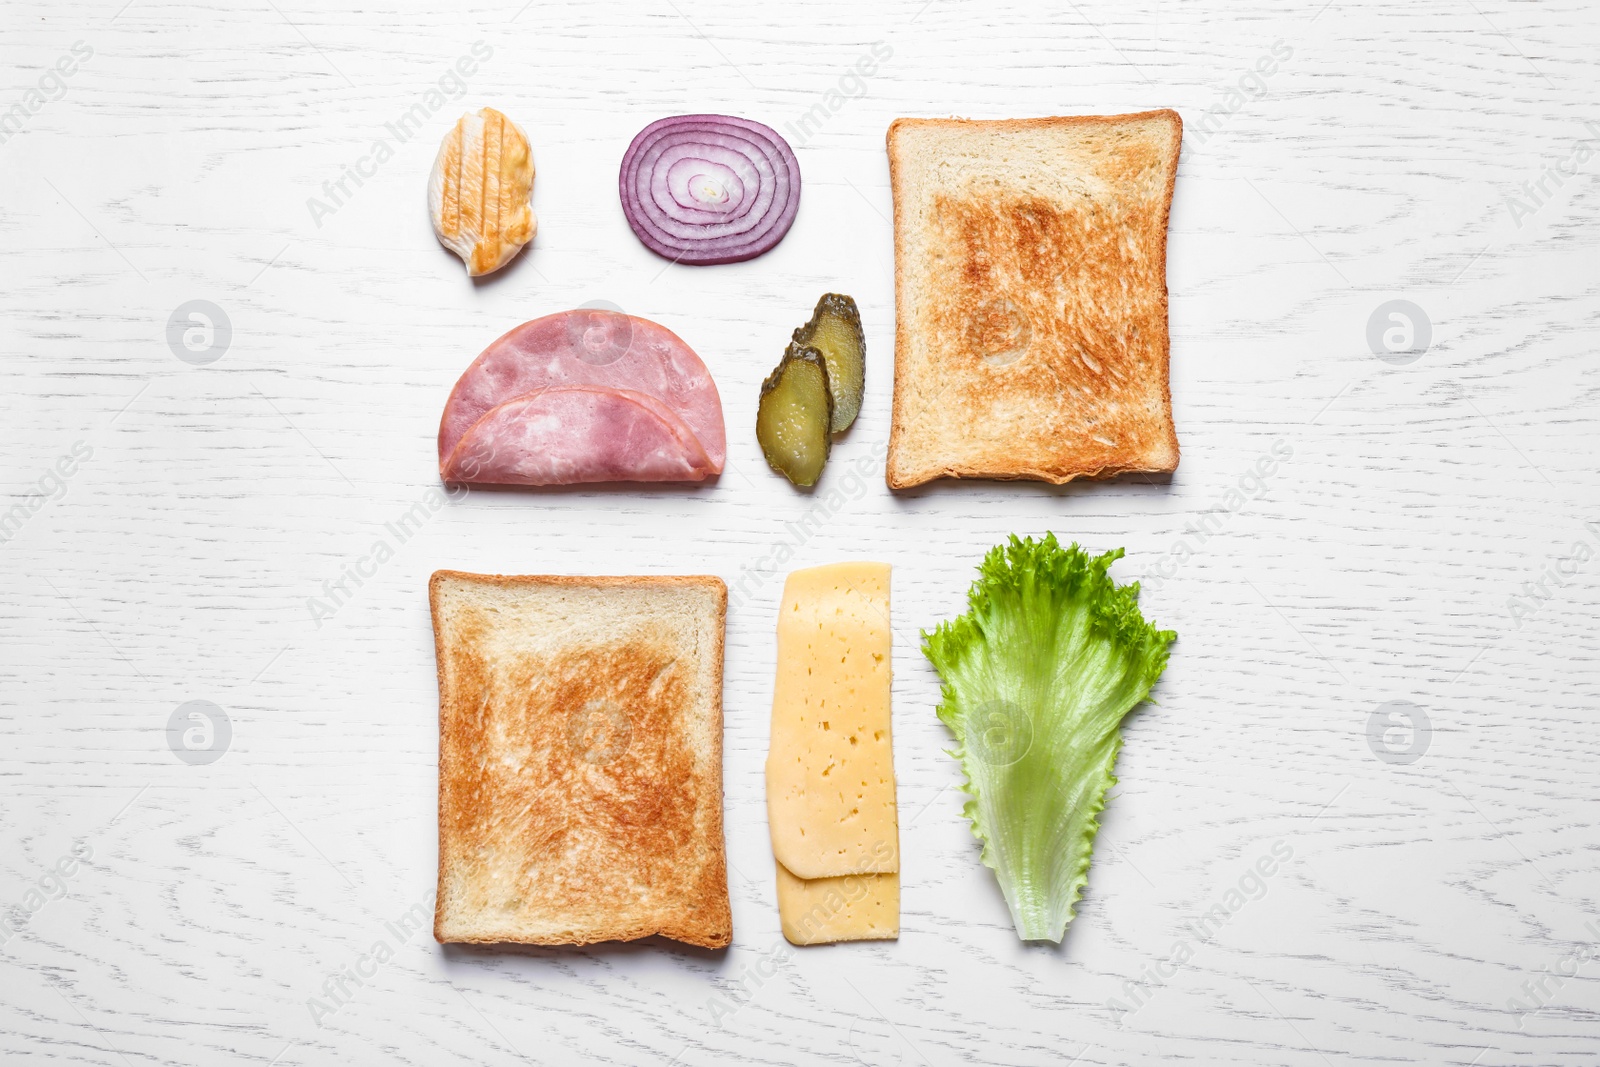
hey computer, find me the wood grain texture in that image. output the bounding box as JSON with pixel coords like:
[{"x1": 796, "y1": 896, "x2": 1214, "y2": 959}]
[{"x1": 2, "y1": 0, "x2": 1598, "y2": 1063}]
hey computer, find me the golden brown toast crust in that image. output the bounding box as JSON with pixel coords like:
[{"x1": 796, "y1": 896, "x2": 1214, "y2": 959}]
[
  {"x1": 885, "y1": 111, "x2": 1182, "y2": 488},
  {"x1": 430, "y1": 571, "x2": 731, "y2": 949}
]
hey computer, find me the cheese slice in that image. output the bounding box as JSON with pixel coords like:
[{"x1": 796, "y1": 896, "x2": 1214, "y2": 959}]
[
  {"x1": 766, "y1": 562, "x2": 897, "y2": 879},
  {"x1": 776, "y1": 861, "x2": 899, "y2": 945}
]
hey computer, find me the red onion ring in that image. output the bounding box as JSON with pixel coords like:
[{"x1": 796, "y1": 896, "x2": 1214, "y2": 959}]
[{"x1": 619, "y1": 114, "x2": 801, "y2": 265}]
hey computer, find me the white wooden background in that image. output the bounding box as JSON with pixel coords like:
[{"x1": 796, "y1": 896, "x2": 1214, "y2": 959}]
[{"x1": 3, "y1": 0, "x2": 1598, "y2": 1063}]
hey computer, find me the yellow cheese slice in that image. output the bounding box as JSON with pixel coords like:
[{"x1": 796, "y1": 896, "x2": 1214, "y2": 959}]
[
  {"x1": 766, "y1": 561, "x2": 898, "y2": 879},
  {"x1": 776, "y1": 861, "x2": 899, "y2": 945}
]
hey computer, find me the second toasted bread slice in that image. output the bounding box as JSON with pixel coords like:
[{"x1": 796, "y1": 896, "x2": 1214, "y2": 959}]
[
  {"x1": 431, "y1": 571, "x2": 731, "y2": 948},
  {"x1": 886, "y1": 111, "x2": 1182, "y2": 488}
]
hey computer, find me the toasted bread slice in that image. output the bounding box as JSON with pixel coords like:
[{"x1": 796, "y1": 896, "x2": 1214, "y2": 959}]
[
  {"x1": 885, "y1": 111, "x2": 1182, "y2": 488},
  {"x1": 430, "y1": 571, "x2": 731, "y2": 948}
]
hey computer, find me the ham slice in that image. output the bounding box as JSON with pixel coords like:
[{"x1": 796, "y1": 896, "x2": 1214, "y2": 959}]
[
  {"x1": 441, "y1": 387, "x2": 713, "y2": 486},
  {"x1": 439, "y1": 309, "x2": 725, "y2": 477}
]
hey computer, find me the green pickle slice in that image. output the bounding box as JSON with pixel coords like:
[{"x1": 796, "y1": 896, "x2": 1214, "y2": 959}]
[
  {"x1": 792, "y1": 293, "x2": 865, "y2": 433},
  {"x1": 756, "y1": 344, "x2": 834, "y2": 487}
]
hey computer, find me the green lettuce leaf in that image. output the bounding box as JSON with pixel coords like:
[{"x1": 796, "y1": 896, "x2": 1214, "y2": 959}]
[{"x1": 922, "y1": 534, "x2": 1175, "y2": 942}]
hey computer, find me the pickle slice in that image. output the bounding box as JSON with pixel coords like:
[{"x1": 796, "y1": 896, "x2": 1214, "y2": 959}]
[
  {"x1": 757, "y1": 344, "x2": 834, "y2": 487},
  {"x1": 792, "y1": 293, "x2": 865, "y2": 433}
]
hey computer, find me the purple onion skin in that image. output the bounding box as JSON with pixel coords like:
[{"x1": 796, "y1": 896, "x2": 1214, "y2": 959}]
[{"x1": 619, "y1": 114, "x2": 801, "y2": 266}]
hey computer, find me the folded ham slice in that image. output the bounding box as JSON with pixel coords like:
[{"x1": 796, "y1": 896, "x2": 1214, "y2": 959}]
[
  {"x1": 442, "y1": 387, "x2": 713, "y2": 485},
  {"x1": 439, "y1": 308, "x2": 725, "y2": 482}
]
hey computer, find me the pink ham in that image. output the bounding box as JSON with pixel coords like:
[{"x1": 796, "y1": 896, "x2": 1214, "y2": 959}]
[
  {"x1": 439, "y1": 308, "x2": 725, "y2": 474},
  {"x1": 441, "y1": 387, "x2": 713, "y2": 486}
]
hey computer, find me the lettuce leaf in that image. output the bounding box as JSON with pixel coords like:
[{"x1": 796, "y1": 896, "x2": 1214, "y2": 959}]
[{"x1": 922, "y1": 534, "x2": 1175, "y2": 942}]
